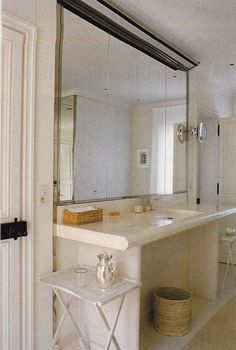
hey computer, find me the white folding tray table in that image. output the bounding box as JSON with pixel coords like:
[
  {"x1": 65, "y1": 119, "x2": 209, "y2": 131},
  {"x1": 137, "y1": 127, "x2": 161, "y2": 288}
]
[
  {"x1": 220, "y1": 234, "x2": 236, "y2": 293},
  {"x1": 39, "y1": 266, "x2": 141, "y2": 350}
]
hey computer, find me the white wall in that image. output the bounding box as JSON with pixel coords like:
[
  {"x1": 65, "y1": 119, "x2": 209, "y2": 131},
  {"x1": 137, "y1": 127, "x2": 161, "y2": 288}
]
[
  {"x1": 193, "y1": 67, "x2": 233, "y2": 117},
  {"x1": 74, "y1": 96, "x2": 132, "y2": 200},
  {"x1": 106, "y1": 103, "x2": 132, "y2": 197},
  {"x1": 131, "y1": 104, "x2": 153, "y2": 195},
  {"x1": 34, "y1": 5, "x2": 55, "y2": 346},
  {"x1": 2, "y1": 1, "x2": 56, "y2": 349},
  {"x1": 74, "y1": 97, "x2": 107, "y2": 200},
  {"x1": 232, "y1": 94, "x2": 236, "y2": 116}
]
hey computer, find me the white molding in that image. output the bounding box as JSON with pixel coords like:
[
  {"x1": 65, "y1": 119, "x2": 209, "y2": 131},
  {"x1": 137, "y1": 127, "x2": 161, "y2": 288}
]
[
  {"x1": 0, "y1": 241, "x2": 10, "y2": 350},
  {"x1": 0, "y1": 39, "x2": 12, "y2": 220},
  {"x1": 2, "y1": 12, "x2": 37, "y2": 350}
]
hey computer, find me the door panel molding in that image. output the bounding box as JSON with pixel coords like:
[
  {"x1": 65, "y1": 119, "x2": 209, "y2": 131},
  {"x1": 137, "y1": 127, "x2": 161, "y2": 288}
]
[
  {"x1": 1, "y1": 12, "x2": 37, "y2": 350},
  {"x1": 1, "y1": 39, "x2": 12, "y2": 220},
  {"x1": 0, "y1": 241, "x2": 10, "y2": 350}
]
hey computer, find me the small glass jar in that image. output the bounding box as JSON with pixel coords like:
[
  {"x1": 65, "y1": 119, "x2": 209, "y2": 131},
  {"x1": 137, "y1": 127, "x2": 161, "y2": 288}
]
[{"x1": 74, "y1": 267, "x2": 87, "y2": 287}]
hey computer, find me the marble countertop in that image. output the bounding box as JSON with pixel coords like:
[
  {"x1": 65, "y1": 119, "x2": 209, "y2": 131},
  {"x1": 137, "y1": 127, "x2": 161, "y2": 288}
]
[{"x1": 54, "y1": 205, "x2": 236, "y2": 251}]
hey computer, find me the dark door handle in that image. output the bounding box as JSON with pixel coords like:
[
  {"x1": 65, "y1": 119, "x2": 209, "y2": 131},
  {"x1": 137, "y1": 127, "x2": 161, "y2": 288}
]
[{"x1": 0, "y1": 218, "x2": 27, "y2": 241}]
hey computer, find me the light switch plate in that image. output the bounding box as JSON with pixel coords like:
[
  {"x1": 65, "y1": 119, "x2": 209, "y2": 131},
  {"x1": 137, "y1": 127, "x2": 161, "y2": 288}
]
[{"x1": 38, "y1": 185, "x2": 49, "y2": 207}]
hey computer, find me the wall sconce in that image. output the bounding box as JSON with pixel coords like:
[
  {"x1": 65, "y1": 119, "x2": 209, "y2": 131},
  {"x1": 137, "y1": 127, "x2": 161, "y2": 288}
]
[
  {"x1": 177, "y1": 122, "x2": 207, "y2": 144},
  {"x1": 177, "y1": 124, "x2": 187, "y2": 143},
  {"x1": 190, "y1": 122, "x2": 207, "y2": 143}
]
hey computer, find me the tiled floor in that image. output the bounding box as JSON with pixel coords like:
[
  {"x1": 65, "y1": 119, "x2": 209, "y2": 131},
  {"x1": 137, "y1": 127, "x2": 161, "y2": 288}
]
[
  {"x1": 182, "y1": 294, "x2": 236, "y2": 349},
  {"x1": 140, "y1": 263, "x2": 236, "y2": 350}
]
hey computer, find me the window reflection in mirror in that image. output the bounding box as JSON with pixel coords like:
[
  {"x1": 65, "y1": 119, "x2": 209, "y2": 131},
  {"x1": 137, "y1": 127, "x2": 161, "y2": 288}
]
[{"x1": 58, "y1": 9, "x2": 187, "y2": 203}]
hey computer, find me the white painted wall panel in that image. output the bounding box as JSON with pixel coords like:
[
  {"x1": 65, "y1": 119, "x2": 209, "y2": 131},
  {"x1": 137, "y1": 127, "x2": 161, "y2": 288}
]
[
  {"x1": 74, "y1": 97, "x2": 108, "y2": 200},
  {"x1": 74, "y1": 96, "x2": 132, "y2": 200},
  {"x1": 107, "y1": 104, "x2": 132, "y2": 197}
]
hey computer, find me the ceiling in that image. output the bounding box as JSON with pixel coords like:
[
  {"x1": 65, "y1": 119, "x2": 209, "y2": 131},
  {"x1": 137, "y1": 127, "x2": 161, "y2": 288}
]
[{"x1": 107, "y1": 0, "x2": 236, "y2": 114}]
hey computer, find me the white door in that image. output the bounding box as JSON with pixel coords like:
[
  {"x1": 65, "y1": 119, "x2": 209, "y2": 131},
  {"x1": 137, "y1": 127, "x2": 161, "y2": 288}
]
[
  {"x1": 197, "y1": 117, "x2": 219, "y2": 205},
  {"x1": 0, "y1": 14, "x2": 36, "y2": 350},
  {"x1": 219, "y1": 117, "x2": 236, "y2": 204},
  {"x1": 219, "y1": 117, "x2": 236, "y2": 263}
]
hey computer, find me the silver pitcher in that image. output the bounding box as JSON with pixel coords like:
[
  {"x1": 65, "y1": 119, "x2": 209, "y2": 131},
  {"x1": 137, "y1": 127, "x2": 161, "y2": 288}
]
[{"x1": 96, "y1": 252, "x2": 116, "y2": 289}]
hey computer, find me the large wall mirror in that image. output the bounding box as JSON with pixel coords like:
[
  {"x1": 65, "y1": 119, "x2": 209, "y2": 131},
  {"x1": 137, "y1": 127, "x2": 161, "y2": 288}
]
[{"x1": 56, "y1": 6, "x2": 188, "y2": 203}]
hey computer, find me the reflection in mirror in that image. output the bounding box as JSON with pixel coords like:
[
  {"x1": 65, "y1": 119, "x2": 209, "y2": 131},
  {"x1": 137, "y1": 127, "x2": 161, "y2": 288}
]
[
  {"x1": 191, "y1": 122, "x2": 207, "y2": 143},
  {"x1": 177, "y1": 124, "x2": 187, "y2": 144},
  {"x1": 59, "y1": 95, "x2": 76, "y2": 201},
  {"x1": 196, "y1": 122, "x2": 207, "y2": 143},
  {"x1": 58, "y1": 9, "x2": 187, "y2": 202}
]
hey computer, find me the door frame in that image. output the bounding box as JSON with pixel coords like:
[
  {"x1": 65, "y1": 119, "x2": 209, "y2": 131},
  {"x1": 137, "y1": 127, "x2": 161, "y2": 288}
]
[
  {"x1": 2, "y1": 12, "x2": 37, "y2": 350},
  {"x1": 188, "y1": 103, "x2": 219, "y2": 205}
]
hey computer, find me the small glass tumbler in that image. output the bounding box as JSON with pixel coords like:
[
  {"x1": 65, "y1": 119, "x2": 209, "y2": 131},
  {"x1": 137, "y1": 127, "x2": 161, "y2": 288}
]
[{"x1": 74, "y1": 267, "x2": 87, "y2": 287}]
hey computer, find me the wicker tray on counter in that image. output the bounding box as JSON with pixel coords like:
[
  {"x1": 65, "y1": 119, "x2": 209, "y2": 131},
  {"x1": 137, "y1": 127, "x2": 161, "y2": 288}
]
[{"x1": 63, "y1": 208, "x2": 103, "y2": 226}]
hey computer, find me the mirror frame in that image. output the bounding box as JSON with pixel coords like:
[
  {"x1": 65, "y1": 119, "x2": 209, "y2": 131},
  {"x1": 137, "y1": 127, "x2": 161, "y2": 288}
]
[{"x1": 57, "y1": 0, "x2": 198, "y2": 71}]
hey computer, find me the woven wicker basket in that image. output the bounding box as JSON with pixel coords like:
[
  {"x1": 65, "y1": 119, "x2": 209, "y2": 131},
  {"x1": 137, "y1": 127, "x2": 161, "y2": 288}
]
[
  {"x1": 153, "y1": 287, "x2": 192, "y2": 336},
  {"x1": 63, "y1": 208, "x2": 103, "y2": 226}
]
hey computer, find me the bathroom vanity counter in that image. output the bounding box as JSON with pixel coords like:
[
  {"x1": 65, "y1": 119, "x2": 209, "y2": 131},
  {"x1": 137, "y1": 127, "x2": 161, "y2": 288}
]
[
  {"x1": 54, "y1": 205, "x2": 236, "y2": 251},
  {"x1": 54, "y1": 204, "x2": 236, "y2": 350}
]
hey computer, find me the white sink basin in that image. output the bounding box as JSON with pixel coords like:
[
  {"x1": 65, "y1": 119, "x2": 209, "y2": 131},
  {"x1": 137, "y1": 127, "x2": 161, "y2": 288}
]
[{"x1": 158, "y1": 209, "x2": 203, "y2": 221}]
